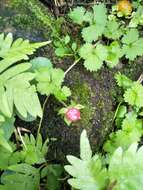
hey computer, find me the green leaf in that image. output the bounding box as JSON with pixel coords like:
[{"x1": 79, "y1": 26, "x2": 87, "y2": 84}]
[
  {"x1": 122, "y1": 29, "x2": 143, "y2": 60},
  {"x1": 124, "y1": 82, "x2": 143, "y2": 108},
  {"x1": 0, "y1": 117, "x2": 15, "y2": 140},
  {"x1": 30, "y1": 57, "x2": 53, "y2": 71},
  {"x1": 0, "y1": 33, "x2": 49, "y2": 120},
  {"x1": 54, "y1": 86, "x2": 71, "y2": 101},
  {"x1": 129, "y1": 6, "x2": 143, "y2": 27},
  {"x1": 0, "y1": 129, "x2": 12, "y2": 152},
  {"x1": 20, "y1": 134, "x2": 48, "y2": 165},
  {"x1": 80, "y1": 130, "x2": 92, "y2": 161},
  {"x1": 115, "y1": 73, "x2": 133, "y2": 89},
  {"x1": 82, "y1": 25, "x2": 99, "y2": 42},
  {"x1": 69, "y1": 7, "x2": 92, "y2": 25},
  {"x1": 109, "y1": 143, "x2": 143, "y2": 190},
  {"x1": 92, "y1": 4, "x2": 107, "y2": 34},
  {"x1": 79, "y1": 43, "x2": 108, "y2": 71},
  {"x1": 106, "y1": 41, "x2": 123, "y2": 68},
  {"x1": 0, "y1": 33, "x2": 50, "y2": 73},
  {"x1": 81, "y1": 4, "x2": 107, "y2": 42},
  {"x1": 64, "y1": 35, "x2": 70, "y2": 44},
  {"x1": 65, "y1": 130, "x2": 107, "y2": 190},
  {"x1": 55, "y1": 46, "x2": 69, "y2": 57},
  {"x1": 104, "y1": 20, "x2": 123, "y2": 40},
  {"x1": 41, "y1": 165, "x2": 63, "y2": 190},
  {"x1": 0, "y1": 144, "x2": 22, "y2": 170},
  {"x1": 36, "y1": 67, "x2": 70, "y2": 100},
  {"x1": 0, "y1": 164, "x2": 40, "y2": 190},
  {"x1": 116, "y1": 105, "x2": 127, "y2": 119},
  {"x1": 104, "y1": 112, "x2": 143, "y2": 154}
]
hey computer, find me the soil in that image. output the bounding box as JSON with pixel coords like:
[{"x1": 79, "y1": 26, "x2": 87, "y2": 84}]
[{"x1": 0, "y1": 0, "x2": 143, "y2": 165}]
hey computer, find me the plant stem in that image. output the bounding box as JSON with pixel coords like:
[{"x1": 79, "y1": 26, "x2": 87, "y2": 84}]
[
  {"x1": 17, "y1": 127, "x2": 27, "y2": 150},
  {"x1": 64, "y1": 58, "x2": 81, "y2": 76},
  {"x1": 59, "y1": 100, "x2": 68, "y2": 107},
  {"x1": 37, "y1": 96, "x2": 49, "y2": 138},
  {"x1": 138, "y1": 73, "x2": 143, "y2": 83}
]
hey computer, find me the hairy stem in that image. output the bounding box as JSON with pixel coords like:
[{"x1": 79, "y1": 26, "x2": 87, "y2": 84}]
[
  {"x1": 64, "y1": 58, "x2": 81, "y2": 76},
  {"x1": 37, "y1": 96, "x2": 49, "y2": 137}
]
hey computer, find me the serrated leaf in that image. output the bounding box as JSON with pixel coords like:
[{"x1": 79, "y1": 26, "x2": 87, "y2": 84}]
[
  {"x1": 69, "y1": 7, "x2": 92, "y2": 25},
  {"x1": 129, "y1": 6, "x2": 143, "y2": 27},
  {"x1": 124, "y1": 82, "x2": 143, "y2": 108},
  {"x1": 104, "y1": 112, "x2": 143, "y2": 154},
  {"x1": 104, "y1": 20, "x2": 123, "y2": 40},
  {"x1": 42, "y1": 165, "x2": 63, "y2": 190},
  {"x1": 36, "y1": 67, "x2": 70, "y2": 100},
  {"x1": 0, "y1": 164, "x2": 40, "y2": 190},
  {"x1": 116, "y1": 105, "x2": 127, "y2": 119},
  {"x1": 122, "y1": 29, "x2": 143, "y2": 60},
  {"x1": 106, "y1": 41, "x2": 123, "y2": 68},
  {"x1": 54, "y1": 86, "x2": 71, "y2": 101},
  {"x1": 92, "y1": 4, "x2": 107, "y2": 34},
  {"x1": 115, "y1": 73, "x2": 133, "y2": 89},
  {"x1": 79, "y1": 43, "x2": 108, "y2": 71},
  {"x1": 0, "y1": 129, "x2": 12, "y2": 152},
  {"x1": 65, "y1": 130, "x2": 107, "y2": 190},
  {"x1": 82, "y1": 25, "x2": 100, "y2": 42},
  {"x1": 81, "y1": 4, "x2": 107, "y2": 42},
  {"x1": 20, "y1": 134, "x2": 48, "y2": 165},
  {"x1": 109, "y1": 143, "x2": 143, "y2": 190}
]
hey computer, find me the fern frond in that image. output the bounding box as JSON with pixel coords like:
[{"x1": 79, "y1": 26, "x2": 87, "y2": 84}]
[{"x1": 0, "y1": 33, "x2": 50, "y2": 73}]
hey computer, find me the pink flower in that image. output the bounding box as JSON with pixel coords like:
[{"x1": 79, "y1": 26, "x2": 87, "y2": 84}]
[{"x1": 65, "y1": 108, "x2": 81, "y2": 122}]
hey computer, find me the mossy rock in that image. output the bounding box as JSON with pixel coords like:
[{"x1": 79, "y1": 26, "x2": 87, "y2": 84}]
[{"x1": 0, "y1": 0, "x2": 53, "y2": 40}]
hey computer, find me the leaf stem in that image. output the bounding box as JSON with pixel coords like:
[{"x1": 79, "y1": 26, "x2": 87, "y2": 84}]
[
  {"x1": 64, "y1": 58, "x2": 81, "y2": 76},
  {"x1": 59, "y1": 100, "x2": 68, "y2": 107},
  {"x1": 37, "y1": 96, "x2": 49, "y2": 138}
]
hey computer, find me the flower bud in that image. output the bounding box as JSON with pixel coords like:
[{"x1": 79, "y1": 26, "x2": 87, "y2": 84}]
[{"x1": 65, "y1": 108, "x2": 81, "y2": 122}]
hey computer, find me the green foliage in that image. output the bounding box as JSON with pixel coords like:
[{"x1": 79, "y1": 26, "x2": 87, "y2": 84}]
[
  {"x1": 108, "y1": 143, "x2": 143, "y2": 190},
  {"x1": 0, "y1": 145, "x2": 22, "y2": 170},
  {"x1": 0, "y1": 164, "x2": 40, "y2": 190},
  {"x1": 68, "y1": 7, "x2": 92, "y2": 25},
  {"x1": 116, "y1": 73, "x2": 143, "y2": 108},
  {"x1": 81, "y1": 4, "x2": 107, "y2": 42},
  {"x1": 104, "y1": 112, "x2": 143, "y2": 154},
  {"x1": 122, "y1": 29, "x2": 143, "y2": 60},
  {"x1": 0, "y1": 33, "x2": 49, "y2": 120},
  {"x1": 20, "y1": 134, "x2": 48, "y2": 165},
  {"x1": 65, "y1": 130, "x2": 143, "y2": 190},
  {"x1": 129, "y1": 6, "x2": 143, "y2": 27},
  {"x1": 79, "y1": 43, "x2": 108, "y2": 71},
  {"x1": 52, "y1": 3, "x2": 143, "y2": 73},
  {"x1": 54, "y1": 35, "x2": 74, "y2": 57},
  {"x1": 103, "y1": 20, "x2": 123, "y2": 40},
  {"x1": 65, "y1": 130, "x2": 107, "y2": 190},
  {"x1": 31, "y1": 57, "x2": 71, "y2": 101},
  {"x1": 124, "y1": 82, "x2": 143, "y2": 108},
  {"x1": 41, "y1": 164, "x2": 64, "y2": 190},
  {"x1": 106, "y1": 41, "x2": 123, "y2": 68},
  {"x1": 0, "y1": 117, "x2": 15, "y2": 152},
  {"x1": 104, "y1": 73, "x2": 143, "y2": 155},
  {"x1": 115, "y1": 73, "x2": 133, "y2": 89}
]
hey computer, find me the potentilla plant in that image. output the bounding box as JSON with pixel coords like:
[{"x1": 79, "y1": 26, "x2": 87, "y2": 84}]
[{"x1": 54, "y1": 2, "x2": 143, "y2": 73}]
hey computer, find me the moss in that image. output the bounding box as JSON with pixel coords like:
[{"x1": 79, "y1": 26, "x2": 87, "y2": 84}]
[
  {"x1": 71, "y1": 73, "x2": 95, "y2": 128},
  {"x1": 2, "y1": 0, "x2": 53, "y2": 38}
]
